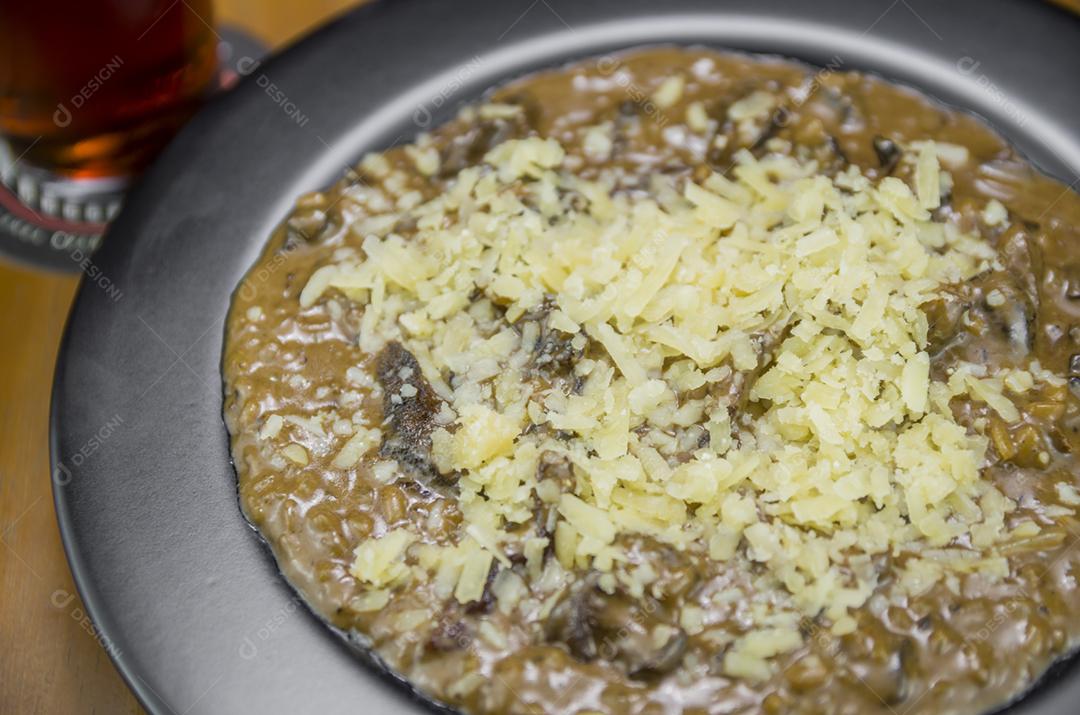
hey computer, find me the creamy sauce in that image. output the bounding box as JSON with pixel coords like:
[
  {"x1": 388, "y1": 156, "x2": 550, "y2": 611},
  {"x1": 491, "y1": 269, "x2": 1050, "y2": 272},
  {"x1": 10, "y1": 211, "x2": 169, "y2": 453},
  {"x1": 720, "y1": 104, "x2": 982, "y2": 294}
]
[{"x1": 223, "y1": 48, "x2": 1080, "y2": 715}]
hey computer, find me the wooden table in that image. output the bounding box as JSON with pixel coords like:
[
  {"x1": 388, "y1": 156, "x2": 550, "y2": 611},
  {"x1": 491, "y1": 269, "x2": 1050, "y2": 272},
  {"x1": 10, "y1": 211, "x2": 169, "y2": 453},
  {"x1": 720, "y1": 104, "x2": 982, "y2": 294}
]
[{"x1": 0, "y1": 3, "x2": 357, "y2": 712}]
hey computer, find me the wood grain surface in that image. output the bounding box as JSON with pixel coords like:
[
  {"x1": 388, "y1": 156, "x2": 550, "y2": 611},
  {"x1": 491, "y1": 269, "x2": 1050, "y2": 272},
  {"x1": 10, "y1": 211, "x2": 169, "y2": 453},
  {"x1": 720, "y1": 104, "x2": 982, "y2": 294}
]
[{"x1": 0, "y1": 4, "x2": 357, "y2": 714}]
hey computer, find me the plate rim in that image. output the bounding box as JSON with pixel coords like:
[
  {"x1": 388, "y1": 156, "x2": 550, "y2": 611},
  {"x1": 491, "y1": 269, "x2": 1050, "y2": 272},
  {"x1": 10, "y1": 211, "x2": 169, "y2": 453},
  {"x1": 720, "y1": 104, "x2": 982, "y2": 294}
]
[{"x1": 50, "y1": 1, "x2": 1080, "y2": 713}]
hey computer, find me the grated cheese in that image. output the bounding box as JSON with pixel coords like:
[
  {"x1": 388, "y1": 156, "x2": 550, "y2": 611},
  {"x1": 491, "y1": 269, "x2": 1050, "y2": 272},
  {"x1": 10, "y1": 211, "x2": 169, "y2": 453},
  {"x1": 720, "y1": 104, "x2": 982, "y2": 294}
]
[{"x1": 316, "y1": 132, "x2": 1034, "y2": 668}]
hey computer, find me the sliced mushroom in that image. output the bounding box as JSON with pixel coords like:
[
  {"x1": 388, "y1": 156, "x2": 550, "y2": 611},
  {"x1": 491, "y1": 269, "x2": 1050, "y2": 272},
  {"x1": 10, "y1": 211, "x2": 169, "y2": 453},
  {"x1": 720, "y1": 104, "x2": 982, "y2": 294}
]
[
  {"x1": 711, "y1": 320, "x2": 792, "y2": 422},
  {"x1": 545, "y1": 573, "x2": 689, "y2": 679},
  {"x1": 872, "y1": 135, "x2": 901, "y2": 175},
  {"x1": 375, "y1": 342, "x2": 453, "y2": 493},
  {"x1": 1000, "y1": 229, "x2": 1041, "y2": 304},
  {"x1": 439, "y1": 99, "x2": 538, "y2": 178},
  {"x1": 521, "y1": 297, "x2": 584, "y2": 382},
  {"x1": 921, "y1": 289, "x2": 970, "y2": 356}
]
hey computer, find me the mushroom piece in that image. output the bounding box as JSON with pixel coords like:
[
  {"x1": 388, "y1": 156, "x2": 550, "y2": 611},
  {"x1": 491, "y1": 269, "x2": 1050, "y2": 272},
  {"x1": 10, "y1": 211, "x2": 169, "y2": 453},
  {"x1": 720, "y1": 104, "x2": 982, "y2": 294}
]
[
  {"x1": 710, "y1": 320, "x2": 792, "y2": 424},
  {"x1": 375, "y1": 341, "x2": 453, "y2": 493},
  {"x1": 872, "y1": 135, "x2": 901, "y2": 175},
  {"x1": 438, "y1": 97, "x2": 539, "y2": 178},
  {"x1": 544, "y1": 565, "x2": 692, "y2": 680},
  {"x1": 520, "y1": 297, "x2": 585, "y2": 383},
  {"x1": 921, "y1": 289, "x2": 969, "y2": 357}
]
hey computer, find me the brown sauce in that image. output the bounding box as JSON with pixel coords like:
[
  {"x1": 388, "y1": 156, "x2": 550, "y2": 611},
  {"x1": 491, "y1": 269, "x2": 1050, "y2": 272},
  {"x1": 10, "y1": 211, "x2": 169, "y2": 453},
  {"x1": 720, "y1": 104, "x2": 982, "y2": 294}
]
[{"x1": 223, "y1": 47, "x2": 1080, "y2": 715}]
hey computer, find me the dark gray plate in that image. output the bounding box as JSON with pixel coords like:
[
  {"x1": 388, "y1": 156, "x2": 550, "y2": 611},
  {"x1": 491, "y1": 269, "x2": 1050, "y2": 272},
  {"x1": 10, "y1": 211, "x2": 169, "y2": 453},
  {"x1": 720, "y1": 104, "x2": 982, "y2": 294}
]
[{"x1": 50, "y1": 1, "x2": 1080, "y2": 713}]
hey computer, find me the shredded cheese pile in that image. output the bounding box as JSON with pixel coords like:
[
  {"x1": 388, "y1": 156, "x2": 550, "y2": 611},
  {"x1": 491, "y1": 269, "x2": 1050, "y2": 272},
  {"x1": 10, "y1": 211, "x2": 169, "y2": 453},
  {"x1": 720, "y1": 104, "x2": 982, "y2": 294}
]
[{"x1": 300, "y1": 134, "x2": 1040, "y2": 678}]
